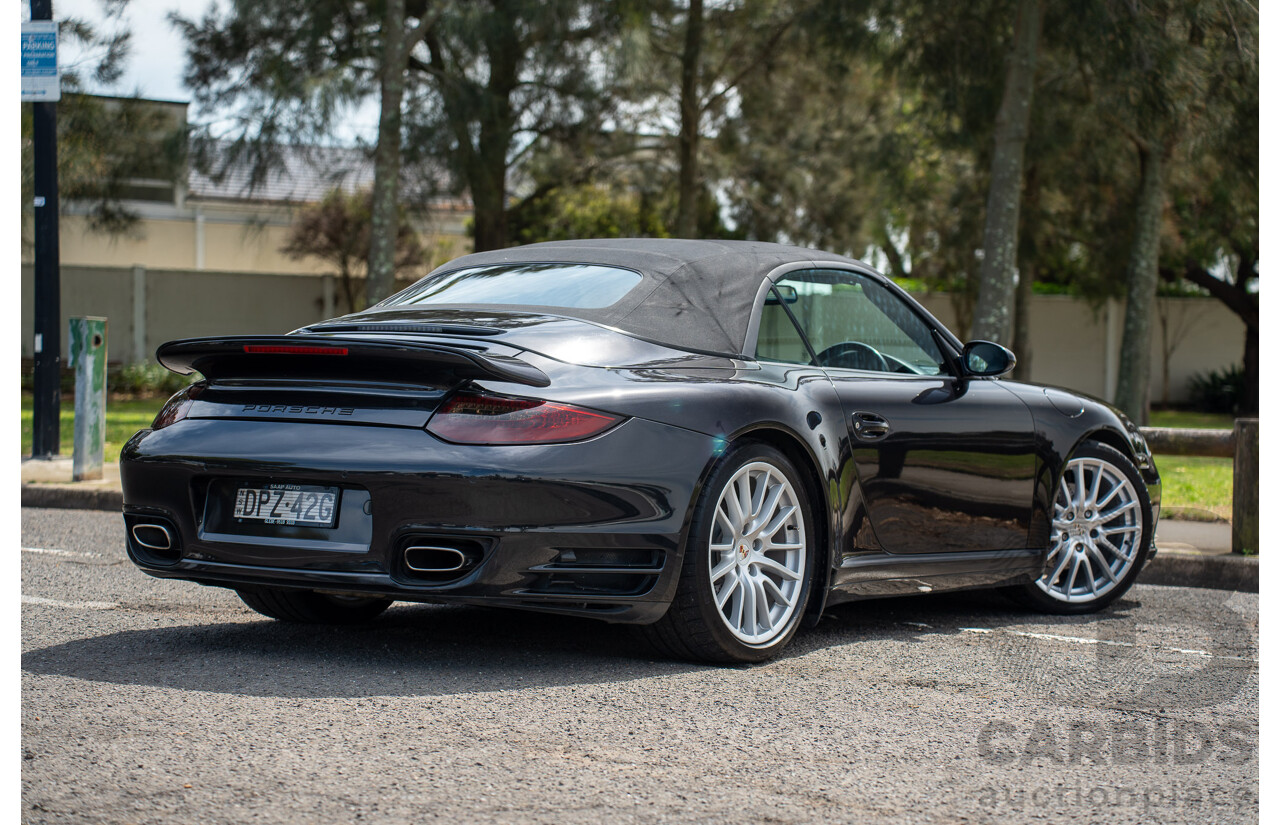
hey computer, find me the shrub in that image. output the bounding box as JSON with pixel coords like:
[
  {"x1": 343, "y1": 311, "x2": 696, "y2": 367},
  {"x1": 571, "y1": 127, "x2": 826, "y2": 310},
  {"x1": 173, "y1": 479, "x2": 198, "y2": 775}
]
[
  {"x1": 111, "y1": 362, "x2": 195, "y2": 397},
  {"x1": 1187, "y1": 365, "x2": 1245, "y2": 415}
]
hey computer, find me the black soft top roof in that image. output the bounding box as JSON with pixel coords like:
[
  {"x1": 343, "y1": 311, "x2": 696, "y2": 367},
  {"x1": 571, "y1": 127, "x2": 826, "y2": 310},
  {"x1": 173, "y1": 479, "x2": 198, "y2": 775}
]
[{"x1": 383, "y1": 239, "x2": 870, "y2": 357}]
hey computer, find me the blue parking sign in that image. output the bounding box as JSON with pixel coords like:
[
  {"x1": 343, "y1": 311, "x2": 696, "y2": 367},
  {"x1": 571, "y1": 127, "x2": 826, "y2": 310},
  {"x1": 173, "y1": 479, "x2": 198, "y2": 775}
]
[{"x1": 21, "y1": 20, "x2": 59, "y2": 101}]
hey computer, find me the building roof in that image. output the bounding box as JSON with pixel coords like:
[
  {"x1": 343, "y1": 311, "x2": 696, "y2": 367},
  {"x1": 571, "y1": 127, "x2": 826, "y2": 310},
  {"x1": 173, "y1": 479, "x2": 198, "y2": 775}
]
[{"x1": 187, "y1": 140, "x2": 465, "y2": 209}]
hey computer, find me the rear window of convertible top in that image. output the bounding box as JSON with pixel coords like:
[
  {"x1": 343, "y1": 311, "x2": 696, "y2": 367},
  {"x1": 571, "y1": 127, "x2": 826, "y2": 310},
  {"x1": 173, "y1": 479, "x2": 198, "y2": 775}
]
[{"x1": 382, "y1": 263, "x2": 644, "y2": 310}]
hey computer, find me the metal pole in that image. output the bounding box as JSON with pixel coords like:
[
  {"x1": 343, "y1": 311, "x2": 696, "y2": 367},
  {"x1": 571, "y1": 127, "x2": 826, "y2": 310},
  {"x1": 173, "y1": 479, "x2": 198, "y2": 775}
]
[
  {"x1": 30, "y1": 0, "x2": 61, "y2": 458},
  {"x1": 70, "y1": 317, "x2": 107, "y2": 481}
]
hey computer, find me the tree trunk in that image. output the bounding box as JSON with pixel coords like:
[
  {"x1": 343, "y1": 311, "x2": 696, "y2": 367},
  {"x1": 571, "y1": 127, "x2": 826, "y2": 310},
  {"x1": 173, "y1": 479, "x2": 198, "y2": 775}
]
[
  {"x1": 468, "y1": 8, "x2": 519, "y2": 252},
  {"x1": 340, "y1": 261, "x2": 356, "y2": 315},
  {"x1": 1242, "y1": 318, "x2": 1258, "y2": 415},
  {"x1": 1012, "y1": 259, "x2": 1034, "y2": 381},
  {"x1": 470, "y1": 162, "x2": 510, "y2": 252},
  {"x1": 1011, "y1": 164, "x2": 1038, "y2": 381},
  {"x1": 1158, "y1": 304, "x2": 1172, "y2": 407},
  {"x1": 972, "y1": 0, "x2": 1042, "y2": 344},
  {"x1": 1238, "y1": 252, "x2": 1258, "y2": 415},
  {"x1": 675, "y1": 0, "x2": 704, "y2": 239},
  {"x1": 367, "y1": 0, "x2": 408, "y2": 305},
  {"x1": 1114, "y1": 146, "x2": 1164, "y2": 425}
]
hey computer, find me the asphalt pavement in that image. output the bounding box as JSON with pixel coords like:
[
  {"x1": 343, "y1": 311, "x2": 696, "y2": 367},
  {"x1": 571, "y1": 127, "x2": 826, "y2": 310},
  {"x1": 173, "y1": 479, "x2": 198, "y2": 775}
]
[{"x1": 21, "y1": 506, "x2": 1258, "y2": 824}]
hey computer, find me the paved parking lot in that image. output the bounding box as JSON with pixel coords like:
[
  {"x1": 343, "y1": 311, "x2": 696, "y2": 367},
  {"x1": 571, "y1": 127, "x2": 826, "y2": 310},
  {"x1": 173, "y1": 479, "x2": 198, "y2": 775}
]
[{"x1": 22, "y1": 507, "x2": 1258, "y2": 824}]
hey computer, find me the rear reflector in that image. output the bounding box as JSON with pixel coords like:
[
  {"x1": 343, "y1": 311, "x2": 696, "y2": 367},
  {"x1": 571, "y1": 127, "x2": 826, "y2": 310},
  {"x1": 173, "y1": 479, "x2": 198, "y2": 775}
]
[
  {"x1": 242, "y1": 345, "x2": 349, "y2": 355},
  {"x1": 426, "y1": 392, "x2": 622, "y2": 445}
]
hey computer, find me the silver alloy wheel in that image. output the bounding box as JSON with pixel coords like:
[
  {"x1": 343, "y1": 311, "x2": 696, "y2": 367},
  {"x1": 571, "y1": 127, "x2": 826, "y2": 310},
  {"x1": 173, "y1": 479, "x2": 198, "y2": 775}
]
[
  {"x1": 708, "y1": 461, "x2": 807, "y2": 645},
  {"x1": 1035, "y1": 456, "x2": 1143, "y2": 603}
]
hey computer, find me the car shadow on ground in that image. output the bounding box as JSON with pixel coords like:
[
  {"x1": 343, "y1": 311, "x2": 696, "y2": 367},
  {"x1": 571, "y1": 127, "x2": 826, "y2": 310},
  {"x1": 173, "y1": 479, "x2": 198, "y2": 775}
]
[{"x1": 21, "y1": 587, "x2": 1151, "y2": 700}]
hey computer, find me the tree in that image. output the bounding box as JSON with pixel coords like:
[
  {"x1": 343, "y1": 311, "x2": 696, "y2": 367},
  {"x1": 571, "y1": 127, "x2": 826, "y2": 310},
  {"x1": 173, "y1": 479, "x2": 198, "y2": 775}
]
[
  {"x1": 368, "y1": 0, "x2": 429, "y2": 304},
  {"x1": 971, "y1": 0, "x2": 1041, "y2": 344},
  {"x1": 1160, "y1": 12, "x2": 1258, "y2": 414},
  {"x1": 21, "y1": 3, "x2": 185, "y2": 239},
  {"x1": 1087, "y1": 0, "x2": 1254, "y2": 423},
  {"x1": 620, "y1": 0, "x2": 805, "y2": 239},
  {"x1": 177, "y1": 1, "x2": 622, "y2": 257},
  {"x1": 1154, "y1": 296, "x2": 1209, "y2": 406},
  {"x1": 718, "y1": 22, "x2": 895, "y2": 255},
  {"x1": 281, "y1": 188, "x2": 425, "y2": 314},
  {"x1": 405, "y1": 1, "x2": 623, "y2": 251},
  {"x1": 675, "y1": 0, "x2": 705, "y2": 237}
]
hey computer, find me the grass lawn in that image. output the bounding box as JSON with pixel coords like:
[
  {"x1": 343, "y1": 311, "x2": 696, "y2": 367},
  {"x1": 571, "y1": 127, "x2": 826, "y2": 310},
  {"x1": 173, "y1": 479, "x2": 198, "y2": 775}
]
[
  {"x1": 1146, "y1": 412, "x2": 1235, "y2": 521},
  {"x1": 21, "y1": 394, "x2": 165, "y2": 461},
  {"x1": 1153, "y1": 454, "x2": 1233, "y2": 522},
  {"x1": 1148, "y1": 410, "x2": 1234, "y2": 430}
]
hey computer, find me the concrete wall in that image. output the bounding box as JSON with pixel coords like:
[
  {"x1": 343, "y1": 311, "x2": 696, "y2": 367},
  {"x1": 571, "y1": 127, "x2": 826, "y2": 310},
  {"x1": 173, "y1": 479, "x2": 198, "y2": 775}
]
[{"x1": 21, "y1": 265, "x2": 1246, "y2": 403}]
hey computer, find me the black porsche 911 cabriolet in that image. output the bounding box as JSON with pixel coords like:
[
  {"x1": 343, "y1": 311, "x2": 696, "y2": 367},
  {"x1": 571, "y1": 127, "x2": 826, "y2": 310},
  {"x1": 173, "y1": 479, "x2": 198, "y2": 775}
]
[{"x1": 121, "y1": 239, "x2": 1159, "y2": 663}]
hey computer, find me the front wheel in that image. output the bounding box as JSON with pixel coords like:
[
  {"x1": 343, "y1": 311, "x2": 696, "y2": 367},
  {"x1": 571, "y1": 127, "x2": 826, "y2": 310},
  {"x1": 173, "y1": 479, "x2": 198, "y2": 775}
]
[
  {"x1": 1012, "y1": 441, "x2": 1153, "y2": 614},
  {"x1": 237, "y1": 587, "x2": 393, "y2": 624},
  {"x1": 636, "y1": 442, "x2": 815, "y2": 663}
]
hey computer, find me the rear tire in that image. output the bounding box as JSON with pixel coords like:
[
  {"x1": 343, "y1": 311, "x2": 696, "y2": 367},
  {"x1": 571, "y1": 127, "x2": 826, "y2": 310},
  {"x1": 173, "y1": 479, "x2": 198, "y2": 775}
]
[
  {"x1": 236, "y1": 587, "x2": 392, "y2": 624},
  {"x1": 635, "y1": 442, "x2": 815, "y2": 663}
]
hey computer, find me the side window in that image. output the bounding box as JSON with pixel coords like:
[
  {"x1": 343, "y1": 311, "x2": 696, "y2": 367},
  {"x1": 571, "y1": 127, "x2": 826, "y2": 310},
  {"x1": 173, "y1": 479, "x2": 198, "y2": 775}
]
[
  {"x1": 776, "y1": 270, "x2": 948, "y2": 375},
  {"x1": 755, "y1": 287, "x2": 812, "y2": 365}
]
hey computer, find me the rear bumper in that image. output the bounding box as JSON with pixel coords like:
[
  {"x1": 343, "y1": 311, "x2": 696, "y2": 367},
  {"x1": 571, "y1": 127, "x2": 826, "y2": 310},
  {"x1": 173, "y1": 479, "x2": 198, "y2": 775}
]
[{"x1": 120, "y1": 416, "x2": 719, "y2": 623}]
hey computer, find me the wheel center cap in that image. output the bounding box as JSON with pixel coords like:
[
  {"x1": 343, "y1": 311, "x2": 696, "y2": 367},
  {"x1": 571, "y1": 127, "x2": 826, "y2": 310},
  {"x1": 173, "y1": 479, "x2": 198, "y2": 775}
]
[
  {"x1": 738, "y1": 542, "x2": 750, "y2": 561},
  {"x1": 1068, "y1": 522, "x2": 1089, "y2": 539}
]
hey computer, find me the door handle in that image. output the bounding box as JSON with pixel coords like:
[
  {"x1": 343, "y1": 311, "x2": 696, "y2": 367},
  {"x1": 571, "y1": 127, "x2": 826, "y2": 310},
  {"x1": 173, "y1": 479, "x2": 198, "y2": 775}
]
[{"x1": 852, "y1": 411, "x2": 891, "y2": 440}]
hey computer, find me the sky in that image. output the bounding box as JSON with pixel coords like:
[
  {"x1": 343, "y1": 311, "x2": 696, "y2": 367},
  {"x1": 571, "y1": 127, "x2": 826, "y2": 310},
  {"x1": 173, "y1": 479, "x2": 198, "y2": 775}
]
[
  {"x1": 35, "y1": 0, "x2": 380, "y2": 141},
  {"x1": 48, "y1": 0, "x2": 196, "y2": 103}
]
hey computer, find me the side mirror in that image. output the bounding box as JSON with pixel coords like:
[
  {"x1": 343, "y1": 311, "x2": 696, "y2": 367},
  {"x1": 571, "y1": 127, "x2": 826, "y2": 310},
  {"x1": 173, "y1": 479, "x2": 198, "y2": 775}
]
[{"x1": 962, "y1": 340, "x2": 1017, "y2": 378}]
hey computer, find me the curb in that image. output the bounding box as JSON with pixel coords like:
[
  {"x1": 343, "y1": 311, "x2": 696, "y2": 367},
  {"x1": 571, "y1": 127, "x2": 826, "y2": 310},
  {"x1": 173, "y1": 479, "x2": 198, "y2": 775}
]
[
  {"x1": 21, "y1": 484, "x2": 1259, "y2": 594},
  {"x1": 22, "y1": 483, "x2": 123, "y2": 512},
  {"x1": 1139, "y1": 550, "x2": 1258, "y2": 593}
]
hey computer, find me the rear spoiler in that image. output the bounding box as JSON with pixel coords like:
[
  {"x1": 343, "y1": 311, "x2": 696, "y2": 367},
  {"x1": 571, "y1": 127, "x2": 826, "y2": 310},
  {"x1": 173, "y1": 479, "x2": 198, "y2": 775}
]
[{"x1": 156, "y1": 336, "x2": 551, "y2": 388}]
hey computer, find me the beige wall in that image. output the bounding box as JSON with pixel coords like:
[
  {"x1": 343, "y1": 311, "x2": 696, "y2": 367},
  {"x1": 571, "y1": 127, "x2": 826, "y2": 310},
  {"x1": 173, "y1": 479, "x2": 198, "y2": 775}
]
[
  {"x1": 25, "y1": 205, "x2": 470, "y2": 276},
  {"x1": 21, "y1": 265, "x2": 1247, "y2": 404},
  {"x1": 22, "y1": 265, "x2": 414, "y2": 364},
  {"x1": 913, "y1": 293, "x2": 1245, "y2": 403}
]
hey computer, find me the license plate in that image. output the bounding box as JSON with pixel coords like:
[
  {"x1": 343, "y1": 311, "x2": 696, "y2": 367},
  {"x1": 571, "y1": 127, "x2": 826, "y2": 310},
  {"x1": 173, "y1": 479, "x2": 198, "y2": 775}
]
[{"x1": 232, "y1": 484, "x2": 339, "y2": 527}]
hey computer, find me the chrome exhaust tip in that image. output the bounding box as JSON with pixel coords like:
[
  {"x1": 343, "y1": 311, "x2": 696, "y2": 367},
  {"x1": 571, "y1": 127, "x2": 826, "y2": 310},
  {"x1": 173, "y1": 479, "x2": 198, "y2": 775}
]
[
  {"x1": 131, "y1": 523, "x2": 173, "y2": 551},
  {"x1": 404, "y1": 545, "x2": 469, "y2": 574}
]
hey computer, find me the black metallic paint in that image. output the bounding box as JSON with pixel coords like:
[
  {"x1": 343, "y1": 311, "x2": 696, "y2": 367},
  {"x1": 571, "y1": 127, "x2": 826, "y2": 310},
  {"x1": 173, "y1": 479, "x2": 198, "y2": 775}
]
[{"x1": 121, "y1": 262, "x2": 1159, "y2": 625}]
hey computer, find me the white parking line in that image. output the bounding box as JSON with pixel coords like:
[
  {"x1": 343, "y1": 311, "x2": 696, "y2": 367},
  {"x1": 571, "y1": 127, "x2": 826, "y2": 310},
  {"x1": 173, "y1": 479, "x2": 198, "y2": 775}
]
[
  {"x1": 21, "y1": 595, "x2": 118, "y2": 611},
  {"x1": 957, "y1": 626, "x2": 1256, "y2": 663},
  {"x1": 22, "y1": 546, "x2": 102, "y2": 559}
]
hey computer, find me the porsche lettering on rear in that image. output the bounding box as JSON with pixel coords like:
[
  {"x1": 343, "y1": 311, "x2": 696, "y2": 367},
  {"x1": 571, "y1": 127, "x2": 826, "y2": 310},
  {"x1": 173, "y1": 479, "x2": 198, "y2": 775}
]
[{"x1": 241, "y1": 404, "x2": 355, "y2": 416}]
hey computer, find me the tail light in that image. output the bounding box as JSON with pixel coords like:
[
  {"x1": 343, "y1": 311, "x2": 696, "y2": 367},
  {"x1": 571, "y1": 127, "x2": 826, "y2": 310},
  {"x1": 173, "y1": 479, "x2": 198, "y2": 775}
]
[
  {"x1": 151, "y1": 383, "x2": 204, "y2": 430},
  {"x1": 426, "y1": 392, "x2": 622, "y2": 445}
]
